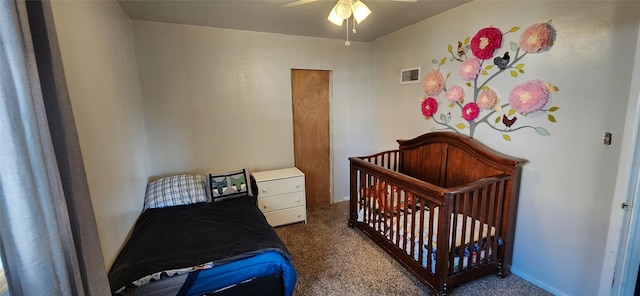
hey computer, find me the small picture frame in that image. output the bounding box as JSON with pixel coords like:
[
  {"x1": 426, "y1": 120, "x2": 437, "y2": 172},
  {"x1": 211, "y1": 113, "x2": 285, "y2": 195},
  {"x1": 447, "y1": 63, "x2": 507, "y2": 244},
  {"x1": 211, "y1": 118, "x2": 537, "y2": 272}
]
[{"x1": 400, "y1": 67, "x2": 421, "y2": 84}]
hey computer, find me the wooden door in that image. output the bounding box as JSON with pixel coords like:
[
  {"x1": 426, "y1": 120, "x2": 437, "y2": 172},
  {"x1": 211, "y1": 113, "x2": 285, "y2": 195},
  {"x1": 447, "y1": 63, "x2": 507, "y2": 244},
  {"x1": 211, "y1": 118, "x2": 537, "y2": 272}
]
[{"x1": 291, "y1": 69, "x2": 330, "y2": 208}]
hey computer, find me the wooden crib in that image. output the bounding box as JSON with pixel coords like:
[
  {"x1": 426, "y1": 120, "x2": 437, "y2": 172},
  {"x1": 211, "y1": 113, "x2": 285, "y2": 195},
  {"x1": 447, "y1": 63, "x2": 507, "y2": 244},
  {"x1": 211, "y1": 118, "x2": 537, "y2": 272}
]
[{"x1": 348, "y1": 132, "x2": 526, "y2": 295}]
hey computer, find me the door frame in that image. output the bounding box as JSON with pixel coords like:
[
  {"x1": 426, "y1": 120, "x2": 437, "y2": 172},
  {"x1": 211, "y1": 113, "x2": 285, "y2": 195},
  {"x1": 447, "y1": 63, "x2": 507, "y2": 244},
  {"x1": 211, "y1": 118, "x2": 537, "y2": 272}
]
[
  {"x1": 610, "y1": 133, "x2": 640, "y2": 295},
  {"x1": 600, "y1": 38, "x2": 640, "y2": 295},
  {"x1": 329, "y1": 70, "x2": 335, "y2": 204},
  {"x1": 328, "y1": 70, "x2": 335, "y2": 204}
]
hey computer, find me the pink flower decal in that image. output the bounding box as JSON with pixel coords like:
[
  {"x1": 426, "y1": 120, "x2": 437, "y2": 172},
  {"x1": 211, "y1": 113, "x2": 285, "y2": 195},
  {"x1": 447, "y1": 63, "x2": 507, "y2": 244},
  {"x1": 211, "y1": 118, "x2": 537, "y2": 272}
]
[
  {"x1": 461, "y1": 102, "x2": 480, "y2": 121},
  {"x1": 519, "y1": 22, "x2": 555, "y2": 53},
  {"x1": 477, "y1": 88, "x2": 498, "y2": 109},
  {"x1": 459, "y1": 58, "x2": 481, "y2": 81},
  {"x1": 445, "y1": 85, "x2": 465, "y2": 102},
  {"x1": 421, "y1": 97, "x2": 438, "y2": 117},
  {"x1": 508, "y1": 80, "x2": 550, "y2": 115},
  {"x1": 422, "y1": 70, "x2": 445, "y2": 96},
  {"x1": 470, "y1": 27, "x2": 503, "y2": 60}
]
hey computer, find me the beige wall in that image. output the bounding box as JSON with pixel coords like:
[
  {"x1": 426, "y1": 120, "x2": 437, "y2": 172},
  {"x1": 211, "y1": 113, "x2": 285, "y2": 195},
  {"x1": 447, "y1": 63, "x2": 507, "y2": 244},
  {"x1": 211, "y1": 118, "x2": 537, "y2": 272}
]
[
  {"x1": 369, "y1": 1, "x2": 640, "y2": 295},
  {"x1": 51, "y1": 0, "x2": 372, "y2": 269},
  {"x1": 47, "y1": 1, "x2": 640, "y2": 294},
  {"x1": 51, "y1": 0, "x2": 149, "y2": 267},
  {"x1": 132, "y1": 21, "x2": 372, "y2": 201}
]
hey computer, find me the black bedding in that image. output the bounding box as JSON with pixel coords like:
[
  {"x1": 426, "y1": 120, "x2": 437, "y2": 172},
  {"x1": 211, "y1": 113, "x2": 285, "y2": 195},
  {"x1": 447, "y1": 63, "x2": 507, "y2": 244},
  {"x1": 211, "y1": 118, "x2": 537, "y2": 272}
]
[{"x1": 108, "y1": 195, "x2": 292, "y2": 294}]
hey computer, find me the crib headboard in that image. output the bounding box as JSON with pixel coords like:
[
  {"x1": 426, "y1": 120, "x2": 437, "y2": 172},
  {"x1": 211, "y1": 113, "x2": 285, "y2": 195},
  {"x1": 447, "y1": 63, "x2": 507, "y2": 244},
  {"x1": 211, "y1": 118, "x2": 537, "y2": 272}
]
[{"x1": 396, "y1": 132, "x2": 526, "y2": 188}]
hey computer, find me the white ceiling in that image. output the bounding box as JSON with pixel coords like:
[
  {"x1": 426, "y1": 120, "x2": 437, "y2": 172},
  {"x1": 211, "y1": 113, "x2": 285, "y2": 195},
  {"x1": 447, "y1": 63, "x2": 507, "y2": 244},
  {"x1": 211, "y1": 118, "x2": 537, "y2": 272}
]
[{"x1": 117, "y1": 0, "x2": 471, "y2": 42}]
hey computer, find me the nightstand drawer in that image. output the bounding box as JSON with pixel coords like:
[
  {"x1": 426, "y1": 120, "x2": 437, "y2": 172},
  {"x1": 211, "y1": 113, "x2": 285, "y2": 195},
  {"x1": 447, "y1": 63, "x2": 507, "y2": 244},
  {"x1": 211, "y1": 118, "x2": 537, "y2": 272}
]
[
  {"x1": 258, "y1": 192, "x2": 305, "y2": 211},
  {"x1": 263, "y1": 206, "x2": 306, "y2": 227},
  {"x1": 257, "y1": 176, "x2": 304, "y2": 198}
]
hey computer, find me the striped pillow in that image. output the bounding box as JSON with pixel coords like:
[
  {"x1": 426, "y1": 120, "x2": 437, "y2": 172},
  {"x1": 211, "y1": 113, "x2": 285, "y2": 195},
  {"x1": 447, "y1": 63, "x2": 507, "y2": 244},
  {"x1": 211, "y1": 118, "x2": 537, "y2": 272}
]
[{"x1": 144, "y1": 174, "x2": 209, "y2": 209}]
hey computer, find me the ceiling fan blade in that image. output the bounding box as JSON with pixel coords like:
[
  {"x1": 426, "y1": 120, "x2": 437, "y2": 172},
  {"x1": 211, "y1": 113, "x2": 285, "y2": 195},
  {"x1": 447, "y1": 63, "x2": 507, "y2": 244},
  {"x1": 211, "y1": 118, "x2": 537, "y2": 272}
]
[{"x1": 281, "y1": 0, "x2": 319, "y2": 8}]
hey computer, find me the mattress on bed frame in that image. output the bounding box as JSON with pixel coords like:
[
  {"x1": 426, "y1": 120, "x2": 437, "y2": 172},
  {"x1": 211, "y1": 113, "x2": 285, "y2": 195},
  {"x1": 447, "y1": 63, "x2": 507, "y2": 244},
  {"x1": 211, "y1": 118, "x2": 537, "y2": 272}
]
[
  {"x1": 108, "y1": 195, "x2": 296, "y2": 296},
  {"x1": 123, "y1": 251, "x2": 294, "y2": 296}
]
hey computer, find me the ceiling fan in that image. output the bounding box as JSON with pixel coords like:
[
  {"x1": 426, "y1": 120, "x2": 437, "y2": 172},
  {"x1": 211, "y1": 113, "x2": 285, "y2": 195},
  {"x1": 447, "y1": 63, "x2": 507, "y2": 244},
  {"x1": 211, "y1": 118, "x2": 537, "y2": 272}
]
[
  {"x1": 282, "y1": 0, "x2": 418, "y2": 46},
  {"x1": 282, "y1": 0, "x2": 417, "y2": 8}
]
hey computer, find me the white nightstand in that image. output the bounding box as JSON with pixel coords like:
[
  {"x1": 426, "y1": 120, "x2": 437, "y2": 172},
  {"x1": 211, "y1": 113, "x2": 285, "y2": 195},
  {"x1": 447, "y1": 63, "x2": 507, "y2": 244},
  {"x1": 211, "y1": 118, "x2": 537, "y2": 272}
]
[{"x1": 252, "y1": 167, "x2": 307, "y2": 227}]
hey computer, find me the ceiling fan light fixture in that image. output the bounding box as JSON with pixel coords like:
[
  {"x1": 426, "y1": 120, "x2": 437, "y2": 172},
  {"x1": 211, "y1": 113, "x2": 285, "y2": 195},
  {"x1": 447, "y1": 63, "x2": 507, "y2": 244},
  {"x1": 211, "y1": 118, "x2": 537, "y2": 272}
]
[
  {"x1": 326, "y1": 0, "x2": 372, "y2": 46},
  {"x1": 352, "y1": 1, "x2": 371, "y2": 23},
  {"x1": 327, "y1": 7, "x2": 344, "y2": 26},
  {"x1": 334, "y1": 2, "x2": 352, "y2": 19}
]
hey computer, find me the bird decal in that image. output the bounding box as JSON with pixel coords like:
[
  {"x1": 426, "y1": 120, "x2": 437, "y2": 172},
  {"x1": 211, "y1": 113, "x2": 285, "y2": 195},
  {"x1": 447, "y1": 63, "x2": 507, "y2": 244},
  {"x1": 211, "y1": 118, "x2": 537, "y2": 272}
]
[
  {"x1": 502, "y1": 114, "x2": 517, "y2": 128},
  {"x1": 493, "y1": 52, "x2": 510, "y2": 70},
  {"x1": 440, "y1": 112, "x2": 451, "y2": 124},
  {"x1": 457, "y1": 41, "x2": 467, "y2": 60}
]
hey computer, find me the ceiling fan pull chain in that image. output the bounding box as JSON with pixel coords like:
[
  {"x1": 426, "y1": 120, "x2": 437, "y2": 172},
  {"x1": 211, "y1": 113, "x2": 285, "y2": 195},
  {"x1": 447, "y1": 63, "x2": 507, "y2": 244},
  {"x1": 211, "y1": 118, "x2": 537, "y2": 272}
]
[
  {"x1": 352, "y1": 17, "x2": 357, "y2": 34},
  {"x1": 345, "y1": 19, "x2": 351, "y2": 46}
]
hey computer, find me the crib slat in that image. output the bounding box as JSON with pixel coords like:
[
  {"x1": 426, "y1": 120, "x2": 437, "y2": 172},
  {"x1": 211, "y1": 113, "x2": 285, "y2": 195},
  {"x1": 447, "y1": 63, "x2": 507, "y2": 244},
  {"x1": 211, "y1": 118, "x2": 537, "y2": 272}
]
[
  {"x1": 426, "y1": 202, "x2": 434, "y2": 273},
  {"x1": 392, "y1": 200, "x2": 397, "y2": 250},
  {"x1": 486, "y1": 181, "x2": 498, "y2": 262},
  {"x1": 398, "y1": 188, "x2": 408, "y2": 253},
  {"x1": 377, "y1": 177, "x2": 382, "y2": 233},
  {"x1": 478, "y1": 184, "x2": 489, "y2": 266},
  {"x1": 449, "y1": 193, "x2": 460, "y2": 274},
  {"x1": 412, "y1": 193, "x2": 423, "y2": 266},
  {"x1": 385, "y1": 153, "x2": 390, "y2": 170},
  {"x1": 402, "y1": 189, "x2": 412, "y2": 258},
  {"x1": 470, "y1": 188, "x2": 480, "y2": 268},
  {"x1": 407, "y1": 195, "x2": 414, "y2": 259},
  {"x1": 478, "y1": 186, "x2": 492, "y2": 264},
  {"x1": 489, "y1": 183, "x2": 498, "y2": 262},
  {"x1": 358, "y1": 172, "x2": 365, "y2": 222},
  {"x1": 366, "y1": 174, "x2": 374, "y2": 229},
  {"x1": 459, "y1": 192, "x2": 469, "y2": 272},
  {"x1": 494, "y1": 180, "x2": 506, "y2": 262},
  {"x1": 390, "y1": 185, "x2": 407, "y2": 252},
  {"x1": 375, "y1": 177, "x2": 382, "y2": 233}
]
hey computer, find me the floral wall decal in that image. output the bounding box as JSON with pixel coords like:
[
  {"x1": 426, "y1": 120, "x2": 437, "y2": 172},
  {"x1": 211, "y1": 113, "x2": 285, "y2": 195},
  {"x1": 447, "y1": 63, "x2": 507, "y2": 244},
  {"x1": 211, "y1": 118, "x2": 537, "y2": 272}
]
[{"x1": 420, "y1": 21, "x2": 559, "y2": 141}]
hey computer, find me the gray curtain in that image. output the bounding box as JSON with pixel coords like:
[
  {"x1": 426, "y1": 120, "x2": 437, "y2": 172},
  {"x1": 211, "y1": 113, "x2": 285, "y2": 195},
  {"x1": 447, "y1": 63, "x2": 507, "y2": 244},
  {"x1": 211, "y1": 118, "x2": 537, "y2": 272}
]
[{"x1": 0, "y1": 0, "x2": 110, "y2": 295}]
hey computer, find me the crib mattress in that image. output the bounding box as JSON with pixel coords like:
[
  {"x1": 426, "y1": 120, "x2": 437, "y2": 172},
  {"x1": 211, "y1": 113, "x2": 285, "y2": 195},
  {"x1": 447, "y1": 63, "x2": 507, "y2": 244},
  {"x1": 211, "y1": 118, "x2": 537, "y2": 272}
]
[
  {"x1": 358, "y1": 200, "x2": 496, "y2": 248},
  {"x1": 357, "y1": 203, "x2": 499, "y2": 272}
]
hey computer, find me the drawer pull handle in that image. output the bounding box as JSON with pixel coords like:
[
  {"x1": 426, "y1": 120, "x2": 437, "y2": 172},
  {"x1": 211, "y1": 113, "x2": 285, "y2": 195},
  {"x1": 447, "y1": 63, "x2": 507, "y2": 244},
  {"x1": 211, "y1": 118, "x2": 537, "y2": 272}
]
[
  {"x1": 263, "y1": 204, "x2": 267, "y2": 209},
  {"x1": 296, "y1": 184, "x2": 300, "y2": 188}
]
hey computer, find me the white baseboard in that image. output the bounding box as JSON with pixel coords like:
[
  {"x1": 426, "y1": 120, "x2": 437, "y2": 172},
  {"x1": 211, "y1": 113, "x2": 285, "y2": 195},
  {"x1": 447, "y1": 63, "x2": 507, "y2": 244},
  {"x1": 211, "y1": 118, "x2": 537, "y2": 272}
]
[{"x1": 511, "y1": 267, "x2": 567, "y2": 296}]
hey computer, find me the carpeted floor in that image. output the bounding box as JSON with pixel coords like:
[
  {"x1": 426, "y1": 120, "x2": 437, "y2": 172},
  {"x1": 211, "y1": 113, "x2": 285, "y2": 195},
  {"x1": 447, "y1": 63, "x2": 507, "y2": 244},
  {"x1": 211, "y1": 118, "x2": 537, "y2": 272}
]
[{"x1": 274, "y1": 201, "x2": 552, "y2": 296}]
